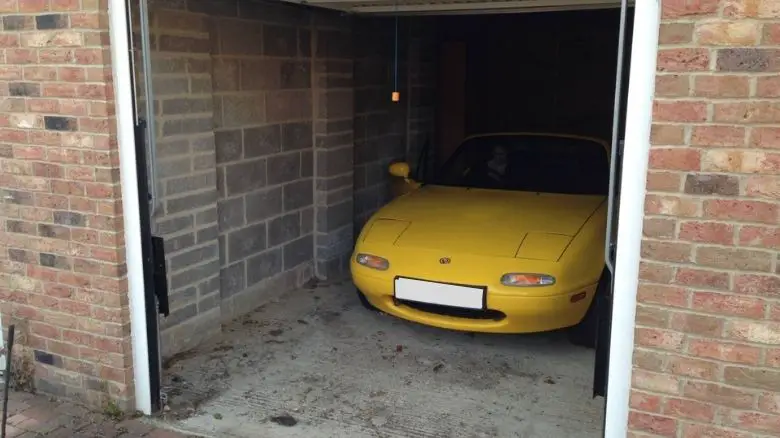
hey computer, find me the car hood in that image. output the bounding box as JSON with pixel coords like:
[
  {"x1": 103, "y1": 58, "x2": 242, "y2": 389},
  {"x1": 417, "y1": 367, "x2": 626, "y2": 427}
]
[{"x1": 367, "y1": 185, "x2": 605, "y2": 260}]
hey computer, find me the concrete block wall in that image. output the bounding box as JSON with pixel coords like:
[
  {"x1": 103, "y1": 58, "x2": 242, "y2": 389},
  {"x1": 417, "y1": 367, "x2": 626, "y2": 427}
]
[
  {"x1": 132, "y1": 0, "x2": 436, "y2": 355},
  {"x1": 136, "y1": 7, "x2": 223, "y2": 357},
  {"x1": 210, "y1": 1, "x2": 316, "y2": 320},
  {"x1": 352, "y1": 18, "x2": 409, "y2": 233},
  {"x1": 405, "y1": 18, "x2": 437, "y2": 181},
  {"x1": 135, "y1": 0, "x2": 358, "y2": 355},
  {"x1": 311, "y1": 14, "x2": 356, "y2": 279},
  {"x1": 352, "y1": 17, "x2": 437, "y2": 235}
]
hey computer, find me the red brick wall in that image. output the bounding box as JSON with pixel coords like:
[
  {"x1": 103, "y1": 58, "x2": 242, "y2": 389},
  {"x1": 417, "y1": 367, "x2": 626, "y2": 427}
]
[
  {"x1": 631, "y1": 0, "x2": 780, "y2": 436},
  {"x1": 0, "y1": 0, "x2": 133, "y2": 409}
]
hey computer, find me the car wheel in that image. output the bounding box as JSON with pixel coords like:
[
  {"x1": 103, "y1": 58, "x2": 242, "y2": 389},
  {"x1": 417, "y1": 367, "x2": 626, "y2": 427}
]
[
  {"x1": 355, "y1": 287, "x2": 381, "y2": 312},
  {"x1": 568, "y1": 268, "x2": 609, "y2": 349}
]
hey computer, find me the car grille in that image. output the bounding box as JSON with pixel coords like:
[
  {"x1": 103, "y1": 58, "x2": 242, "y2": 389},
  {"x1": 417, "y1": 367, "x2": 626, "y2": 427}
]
[{"x1": 394, "y1": 299, "x2": 506, "y2": 321}]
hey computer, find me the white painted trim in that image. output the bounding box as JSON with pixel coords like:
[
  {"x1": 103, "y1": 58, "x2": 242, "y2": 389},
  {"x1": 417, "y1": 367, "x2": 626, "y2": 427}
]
[
  {"x1": 107, "y1": 0, "x2": 153, "y2": 415},
  {"x1": 603, "y1": 0, "x2": 659, "y2": 436}
]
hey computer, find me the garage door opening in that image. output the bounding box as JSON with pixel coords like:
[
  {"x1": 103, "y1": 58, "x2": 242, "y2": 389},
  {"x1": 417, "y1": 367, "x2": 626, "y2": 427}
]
[{"x1": 128, "y1": 1, "x2": 637, "y2": 436}]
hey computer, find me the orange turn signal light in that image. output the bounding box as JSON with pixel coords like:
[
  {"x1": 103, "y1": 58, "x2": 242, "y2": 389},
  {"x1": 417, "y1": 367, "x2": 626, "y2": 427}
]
[
  {"x1": 500, "y1": 273, "x2": 555, "y2": 287},
  {"x1": 356, "y1": 253, "x2": 390, "y2": 271}
]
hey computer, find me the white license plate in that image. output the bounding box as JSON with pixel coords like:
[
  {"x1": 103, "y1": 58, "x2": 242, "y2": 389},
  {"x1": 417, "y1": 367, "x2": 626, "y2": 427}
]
[{"x1": 394, "y1": 277, "x2": 485, "y2": 310}]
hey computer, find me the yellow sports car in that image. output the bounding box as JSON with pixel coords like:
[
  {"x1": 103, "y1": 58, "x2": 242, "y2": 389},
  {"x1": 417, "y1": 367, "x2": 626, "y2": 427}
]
[{"x1": 350, "y1": 133, "x2": 611, "y2": 347}]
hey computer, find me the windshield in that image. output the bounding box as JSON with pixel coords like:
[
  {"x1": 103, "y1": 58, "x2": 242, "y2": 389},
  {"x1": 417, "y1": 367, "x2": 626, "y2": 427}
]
[{"x1": 433, "y1": 135, "x2": 610, "y2": 196}]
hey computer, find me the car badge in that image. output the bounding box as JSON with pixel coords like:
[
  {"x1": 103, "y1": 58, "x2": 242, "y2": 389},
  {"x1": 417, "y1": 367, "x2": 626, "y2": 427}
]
[{"x1": 439, "y1": 257, "x2": 451, "y2": 265}]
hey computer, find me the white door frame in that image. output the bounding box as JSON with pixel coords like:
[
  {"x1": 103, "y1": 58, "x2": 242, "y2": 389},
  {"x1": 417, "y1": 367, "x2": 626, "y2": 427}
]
[
  {"x1": 603, "y1": 0, "x2": 659, "y2": 435},
  {"x1": 109, "y1": 1, "x2": 660, "y2": 434},
  {"x1": 107, "y1": 0, "x2": 153, "y2": 415}
]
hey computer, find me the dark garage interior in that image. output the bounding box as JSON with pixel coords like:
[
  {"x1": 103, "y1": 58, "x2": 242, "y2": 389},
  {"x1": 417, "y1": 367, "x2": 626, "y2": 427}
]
[
  {"x1": 438, "y1": 11, "x2": 631, "y2": 164},
  {"x1": 131, "y1": 1, "x2": 633, "y2": 436}
]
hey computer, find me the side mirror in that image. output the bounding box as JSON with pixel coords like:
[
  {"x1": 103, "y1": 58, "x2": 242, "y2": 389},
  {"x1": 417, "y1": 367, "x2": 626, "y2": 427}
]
[
  {"x1": 389, "y1": 162, "x2": 421, "y2": 198},
  {"x1": 389, "y1": 162, "x2": 411, "y2": 179}
]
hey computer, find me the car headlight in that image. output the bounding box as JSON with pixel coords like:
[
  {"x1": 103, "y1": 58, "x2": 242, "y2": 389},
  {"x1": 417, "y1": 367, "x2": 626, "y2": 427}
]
[
  {"x1": 501, "y1": 273, "x2": 555, "y2": 287},
  {"x1": 356, "y1": 253, "x2": 389, "y2": 271}
]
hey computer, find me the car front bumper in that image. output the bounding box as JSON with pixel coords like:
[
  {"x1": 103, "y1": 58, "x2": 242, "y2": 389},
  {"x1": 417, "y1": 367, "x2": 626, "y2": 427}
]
[{"x1": 352, "y1": 268, "x2": 597, "y2": 334}]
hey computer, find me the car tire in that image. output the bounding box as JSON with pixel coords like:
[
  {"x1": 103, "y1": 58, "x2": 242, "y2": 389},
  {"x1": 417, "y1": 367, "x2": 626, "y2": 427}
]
[
  {"x1": 567, "y1": 268, "x2": 609, "y2": 349},
  {"x1": 355, "y1": 287, "x2": 381, "y2": 312}
]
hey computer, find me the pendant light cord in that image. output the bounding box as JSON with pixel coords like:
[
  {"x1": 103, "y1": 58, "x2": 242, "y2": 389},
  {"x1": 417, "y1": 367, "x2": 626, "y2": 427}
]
[{"x1": 394, "y1": 4, "x2": 399, "y2": 92}]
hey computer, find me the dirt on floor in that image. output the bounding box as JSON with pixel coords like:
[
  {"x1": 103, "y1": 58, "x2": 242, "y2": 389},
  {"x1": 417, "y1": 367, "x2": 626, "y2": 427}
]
[
  {"x1": 0, "y1": 390, "x2": 195, "y2": 438},
  {"x1": 150, "y1": 281, "x2": 604, "y2": 438}
]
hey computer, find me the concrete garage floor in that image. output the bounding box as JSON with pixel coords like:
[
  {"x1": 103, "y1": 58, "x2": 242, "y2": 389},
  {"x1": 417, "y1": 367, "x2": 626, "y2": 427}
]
[{"x1": 152, "y1": 282, "x2": 604, "y2": 438}]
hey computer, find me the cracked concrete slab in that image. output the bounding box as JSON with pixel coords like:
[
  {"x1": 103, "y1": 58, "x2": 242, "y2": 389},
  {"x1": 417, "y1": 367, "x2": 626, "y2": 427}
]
[{"x1": 152, "y1": 282, "x2": 604, "y2": 437}]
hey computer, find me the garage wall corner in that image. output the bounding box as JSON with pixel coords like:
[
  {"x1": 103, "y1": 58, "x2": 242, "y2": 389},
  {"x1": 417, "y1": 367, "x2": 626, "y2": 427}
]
[{"x1": 312, "y1": 14, "x2": 356, "y2": 280}]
